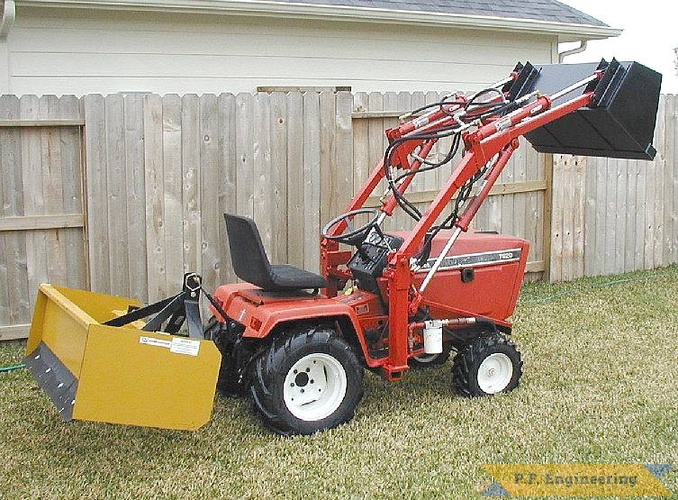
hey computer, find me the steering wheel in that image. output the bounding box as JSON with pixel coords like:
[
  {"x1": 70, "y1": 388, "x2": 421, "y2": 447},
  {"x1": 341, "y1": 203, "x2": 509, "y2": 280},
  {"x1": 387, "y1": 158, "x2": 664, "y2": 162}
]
[{"x1": 322, "y1": 208, "x2": 380, "y2": 246}]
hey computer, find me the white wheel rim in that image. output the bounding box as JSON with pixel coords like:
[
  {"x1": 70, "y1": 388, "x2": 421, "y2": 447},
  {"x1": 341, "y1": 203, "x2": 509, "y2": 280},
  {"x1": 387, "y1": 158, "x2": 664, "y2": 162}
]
[
  {"x1": 283, "y1": 353, "x2": 347, "y2": 421},
  {"x1": 477, "y1": 353, "x2": 513, "y2": 394}
]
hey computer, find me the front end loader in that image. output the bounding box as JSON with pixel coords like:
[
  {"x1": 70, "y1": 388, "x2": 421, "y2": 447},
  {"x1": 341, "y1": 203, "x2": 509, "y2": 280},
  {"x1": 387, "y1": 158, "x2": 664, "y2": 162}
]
[{"x1": 25, "y1": 59, "x2": 662, "y2": 435}]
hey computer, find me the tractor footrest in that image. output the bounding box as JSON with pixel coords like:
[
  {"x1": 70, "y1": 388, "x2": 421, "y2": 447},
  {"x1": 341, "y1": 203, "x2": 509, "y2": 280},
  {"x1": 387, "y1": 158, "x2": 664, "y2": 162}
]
[{"x1": 380, "y1": 365, "x2": 406, "y2": 382}]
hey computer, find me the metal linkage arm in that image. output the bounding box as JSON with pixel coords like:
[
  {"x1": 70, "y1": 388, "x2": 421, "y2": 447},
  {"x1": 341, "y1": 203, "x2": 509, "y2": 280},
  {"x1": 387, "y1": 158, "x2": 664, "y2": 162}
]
[{"x1": 104, "y1": 273, "x2": 205, "y2": 340}]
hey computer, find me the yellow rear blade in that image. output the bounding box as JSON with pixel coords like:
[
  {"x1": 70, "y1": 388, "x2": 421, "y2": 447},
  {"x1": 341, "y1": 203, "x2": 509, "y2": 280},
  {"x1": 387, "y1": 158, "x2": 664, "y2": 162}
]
[{"x1": 25, "y1": 284, "x2": 221, "y2": 431}]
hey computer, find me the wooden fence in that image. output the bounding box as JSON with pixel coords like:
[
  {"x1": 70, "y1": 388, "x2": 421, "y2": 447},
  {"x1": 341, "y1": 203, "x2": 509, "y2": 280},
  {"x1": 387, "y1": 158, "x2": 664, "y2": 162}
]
[
  {"x1": 0, "y1": 95, "x2": 87, "y2": 340},
  {"x1": 1, "y1": 92, "x2": 676, "y2": 340},
  {"x1": 549, "y1": 95, "x2": 678, "y2": 281}
]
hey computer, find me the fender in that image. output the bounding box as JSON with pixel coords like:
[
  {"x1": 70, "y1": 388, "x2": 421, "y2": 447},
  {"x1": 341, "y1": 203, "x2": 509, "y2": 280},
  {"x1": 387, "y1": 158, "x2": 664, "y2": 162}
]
[{"x1": 212, "y1": 284, "x2": 374, "y2": 364}]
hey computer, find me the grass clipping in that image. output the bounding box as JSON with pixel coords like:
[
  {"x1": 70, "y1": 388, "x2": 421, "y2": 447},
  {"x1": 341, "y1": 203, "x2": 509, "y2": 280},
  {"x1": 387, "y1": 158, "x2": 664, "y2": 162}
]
[{"x1": 0, "y1": 267, "x2": 676, "y2": 498}]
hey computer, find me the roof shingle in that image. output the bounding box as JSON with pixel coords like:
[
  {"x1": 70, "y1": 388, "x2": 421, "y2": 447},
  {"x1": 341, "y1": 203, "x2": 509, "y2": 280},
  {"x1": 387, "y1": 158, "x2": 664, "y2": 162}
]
[{"x1": 267, "y1": 0, "x2": 608, "y2": 27}]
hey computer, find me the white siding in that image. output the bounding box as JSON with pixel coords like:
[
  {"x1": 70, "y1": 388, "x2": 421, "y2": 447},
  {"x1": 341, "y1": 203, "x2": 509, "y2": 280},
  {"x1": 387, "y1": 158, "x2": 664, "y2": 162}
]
[{"x1": 6, "y1": 7, "x2": 556, "y2": 95}]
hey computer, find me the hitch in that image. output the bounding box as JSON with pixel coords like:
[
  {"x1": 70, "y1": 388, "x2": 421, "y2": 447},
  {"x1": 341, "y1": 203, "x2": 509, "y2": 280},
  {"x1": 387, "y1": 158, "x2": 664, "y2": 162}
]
[{"x1": 106, "y1": 273, "x2": 205, "y2": 339}]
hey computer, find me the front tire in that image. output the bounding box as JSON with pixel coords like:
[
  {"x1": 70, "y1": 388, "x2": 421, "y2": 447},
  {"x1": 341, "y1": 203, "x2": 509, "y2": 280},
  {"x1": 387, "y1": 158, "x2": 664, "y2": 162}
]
[
  {"x1": 452, "y1": 333, "x2": 522, "y2": 397},
  {"x1": 250, "y1": 326, "x2": 364, "y2": 436}
]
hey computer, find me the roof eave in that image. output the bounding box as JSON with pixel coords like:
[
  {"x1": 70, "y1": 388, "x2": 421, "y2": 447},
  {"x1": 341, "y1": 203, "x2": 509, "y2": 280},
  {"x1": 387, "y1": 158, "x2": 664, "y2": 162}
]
[{"x1": 19, "y1": 0, "x2": 623, "y2": 40}]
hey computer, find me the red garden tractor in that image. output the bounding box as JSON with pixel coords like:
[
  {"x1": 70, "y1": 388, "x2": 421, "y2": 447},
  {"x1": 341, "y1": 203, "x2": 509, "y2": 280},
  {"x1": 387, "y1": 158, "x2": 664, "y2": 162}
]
[{"x1": 25, "y1": 59, "x2": 661, "y2": 435}]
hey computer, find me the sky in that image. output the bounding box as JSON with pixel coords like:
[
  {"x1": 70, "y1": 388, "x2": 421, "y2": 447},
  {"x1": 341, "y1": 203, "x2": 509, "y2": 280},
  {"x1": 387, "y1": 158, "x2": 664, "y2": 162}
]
[{"x1": 558, "y1": 0, "x2": 677, "y2": 94}]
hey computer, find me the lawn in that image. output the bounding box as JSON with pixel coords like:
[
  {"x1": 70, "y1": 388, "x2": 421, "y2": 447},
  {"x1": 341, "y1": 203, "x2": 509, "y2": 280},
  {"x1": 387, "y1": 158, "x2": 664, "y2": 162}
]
[{"x1": 1, "y1": 267, "x2": 676, "y2": 498}]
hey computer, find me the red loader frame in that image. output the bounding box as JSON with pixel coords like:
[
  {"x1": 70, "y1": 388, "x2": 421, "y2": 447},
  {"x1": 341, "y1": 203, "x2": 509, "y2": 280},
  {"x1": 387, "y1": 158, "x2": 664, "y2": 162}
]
[{"x1": 320, "y1": 61, "x2": 640, "y2": 379}]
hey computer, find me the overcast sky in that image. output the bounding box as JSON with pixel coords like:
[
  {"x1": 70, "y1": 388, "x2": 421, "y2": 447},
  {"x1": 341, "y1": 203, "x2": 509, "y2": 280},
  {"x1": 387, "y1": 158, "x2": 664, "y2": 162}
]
[{"x1": 558, "y1": 0, "x2": 677, "y2": 94}]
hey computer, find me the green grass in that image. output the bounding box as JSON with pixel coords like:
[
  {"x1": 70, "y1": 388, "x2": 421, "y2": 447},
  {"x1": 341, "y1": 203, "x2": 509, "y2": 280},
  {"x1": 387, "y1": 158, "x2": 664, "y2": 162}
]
[{"x1": 1, "y1": 267, "x2": 677, "y2": 499}]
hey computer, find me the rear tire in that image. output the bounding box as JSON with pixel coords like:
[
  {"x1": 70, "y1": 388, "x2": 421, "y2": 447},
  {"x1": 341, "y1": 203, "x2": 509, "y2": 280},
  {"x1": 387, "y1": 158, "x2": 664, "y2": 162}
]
[
  {"x1": 250, "y1": 326, "x2": 364, "y2": 436},
  {"x1": 216, "y1": 352, "x2": 249, "y2": 398},
  {"x1": 206, "y1": 316, "x2": 249, "y2": 398},
  {"x1": 452, "y1": 333, "x2": 522, "y2": 397}
]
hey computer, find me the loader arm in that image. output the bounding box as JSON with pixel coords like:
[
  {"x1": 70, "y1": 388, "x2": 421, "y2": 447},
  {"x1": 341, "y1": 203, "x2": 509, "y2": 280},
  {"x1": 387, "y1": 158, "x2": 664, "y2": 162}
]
[{"x1": 321, "y1": 58, "x2": 662, "y2": 379}]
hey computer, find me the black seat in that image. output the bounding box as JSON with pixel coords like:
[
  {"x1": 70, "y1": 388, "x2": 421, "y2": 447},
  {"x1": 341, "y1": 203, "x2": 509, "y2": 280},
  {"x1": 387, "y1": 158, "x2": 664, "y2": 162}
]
[{"x1": 224, "y1": 213, "x2": 328, "y2": 292}]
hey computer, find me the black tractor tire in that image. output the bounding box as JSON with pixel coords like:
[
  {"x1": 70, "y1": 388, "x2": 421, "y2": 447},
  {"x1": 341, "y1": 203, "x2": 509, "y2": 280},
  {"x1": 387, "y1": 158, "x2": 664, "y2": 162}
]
[
  {"x1": 250, "y1": 326, "x2": 364, "y2": 436},
  {"x1": 452, "y1": 333, "x2": 523, "y2": 397},
  {"x1": 205, "y1": 316, "x2": 249, "y2": 398},
  {"x1": 216, "y1": 352, "x2": 249, "y2": 398},
  {"x1": 408, "y1": 346, "x2": 451, "y2": 369}
]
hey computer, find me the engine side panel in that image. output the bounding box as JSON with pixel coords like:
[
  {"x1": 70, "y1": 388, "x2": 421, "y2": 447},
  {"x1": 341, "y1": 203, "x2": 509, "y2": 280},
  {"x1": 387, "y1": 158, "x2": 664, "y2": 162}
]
[{"x1": 394, "y1": 230, "x2": 530, "y2": 322}]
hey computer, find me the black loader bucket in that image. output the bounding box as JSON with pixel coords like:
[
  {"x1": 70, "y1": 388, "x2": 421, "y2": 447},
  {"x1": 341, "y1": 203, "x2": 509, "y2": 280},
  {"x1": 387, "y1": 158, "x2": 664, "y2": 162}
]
[{"x1": 507, "y1": 59, "x2": 662, "y2": 160}]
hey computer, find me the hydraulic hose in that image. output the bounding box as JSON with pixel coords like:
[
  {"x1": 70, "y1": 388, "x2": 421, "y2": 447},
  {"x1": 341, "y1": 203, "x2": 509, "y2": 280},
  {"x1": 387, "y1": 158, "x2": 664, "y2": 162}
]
[{"x1": 0, "y1": 363, "x2": 25, "y2": 373}]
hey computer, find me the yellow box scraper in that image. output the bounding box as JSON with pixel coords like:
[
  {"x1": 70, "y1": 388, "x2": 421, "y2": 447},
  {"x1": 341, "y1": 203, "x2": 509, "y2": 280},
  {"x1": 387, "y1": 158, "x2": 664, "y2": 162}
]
[{"x1": 24, "y1": 274, "x2": 221, "y2": 431}]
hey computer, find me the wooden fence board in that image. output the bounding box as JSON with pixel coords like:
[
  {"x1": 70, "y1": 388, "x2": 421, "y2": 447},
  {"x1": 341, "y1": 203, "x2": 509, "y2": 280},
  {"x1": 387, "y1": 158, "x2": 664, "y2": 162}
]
[
  {"x1": 526, "y1": 145, "x2": 544, "y2": 274},
  {"x1": 584, "y1": 156, "x2": 600, "y2": 276},
  {"x1": 319, "y1": 91, "x2": 336, "y2": 230},
  {"x1": 623, "y1": 159, "x2": 637, "y2": 272},
  {"x1": 20, "y1": 95, "x2": 48, "y2": 310},
  {"x1": 181, "y1": 94, "x2": 201, "y2": 277},
  {"x1": 633, "y1": 160, "x2": 646, "y2": 272},
  {"x1": 270, "y1": 92, "x2": 289, "y2": 264},
  {"x1": 198, "y1": 93, "x2": 222, "y2": 293},
  {"x1": 644, "y1": 101, "x2": 659, "y2": 271},
  {"x1": 0, "y1": 97, "x2": 18, "y2": 325},
  {"x1": 84, "y1": 94, "x2": 110, "y2": 294},
  {"x1": 4, "y1": 91, "x2": 678, "y2": 340},
  {"x1": 104, "y1": 94, "x2": 129, "y2": 296},
  {"x1": 0, "y1": 96, "x2": 29, "y2": 326},
  {"x1": 59, "y1": 95, "x2": 87, "y2": 291},
  {"x1": 0, "y1": 165, "x2": 8, "y2": 324},
  {"x1": 235, "y1": 93, "x2": 254, "y2": 218},
  {"x1": 162, "y1": 95, "x2": 184, "y2": 294},
  {"x1": 352, "y1": 92, "x2": 370, "y2": 194},
  {"x1": 500, "y1": 134, "x2": 518, "y2": 239},
  {"x1": 335, "y1": 92, "x2": 354, "y2": 219},
  {"x1": 40, "y1": 96, "x2": 68, "y2": 288},
  {"x1": 0, "y1": 324, "x2": 30, "y2": 341},
  {"x1": 302, "y1": 92, "x2": 321, "y2": 273},
  {"x1": 665, "y1": 95, "x2": 678, "y2": 264},
  {"x1": 582, "y1": 155, "x2": 594, "y2": 276},
  {"x1": 286, "y1": 92, "x2": 305, "y2": 269},
  {"x1": 253, "y1": 93, "x2": 273, "y2": 257},
  {"x1": 573, "y1": 155, "x2": 586, "y2": 279},
  {"x1": 614, "y1": 157, "x2": 628, "y2": 274},
  {"x1": 549, "y1": 155, "x2": 564, "y2": 280},
  {"x1": 653, "y1": 96, "x2": 667, "y2": 269},
  {"x1": 123, "y1": 94, "x2": 148, "y2": 302},
  {"x1": 511, "y1": 141, "x2": 526, "y2": 254},
  {"x1": 142, "y1": 93, "x2": 166, "y2": 301},
  {"x1": 217, "y1": 93, "x2": 238, "y2": 286}
]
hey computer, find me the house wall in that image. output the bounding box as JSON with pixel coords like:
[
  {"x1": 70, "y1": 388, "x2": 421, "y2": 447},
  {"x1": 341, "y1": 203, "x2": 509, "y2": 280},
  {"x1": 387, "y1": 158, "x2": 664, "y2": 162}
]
[{"x1": 3, "y1": 6, "x2": 556, "y2": 96}]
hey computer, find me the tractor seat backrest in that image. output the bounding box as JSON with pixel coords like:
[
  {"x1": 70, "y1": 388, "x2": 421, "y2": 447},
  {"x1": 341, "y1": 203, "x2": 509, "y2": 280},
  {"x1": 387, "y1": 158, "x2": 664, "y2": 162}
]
[
  {"x1": 224, "y1": 213, "x2": 327, "y2": 291},
  {"x1": 224, "y1": 213, "x2": 274, "y2": 289}
]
